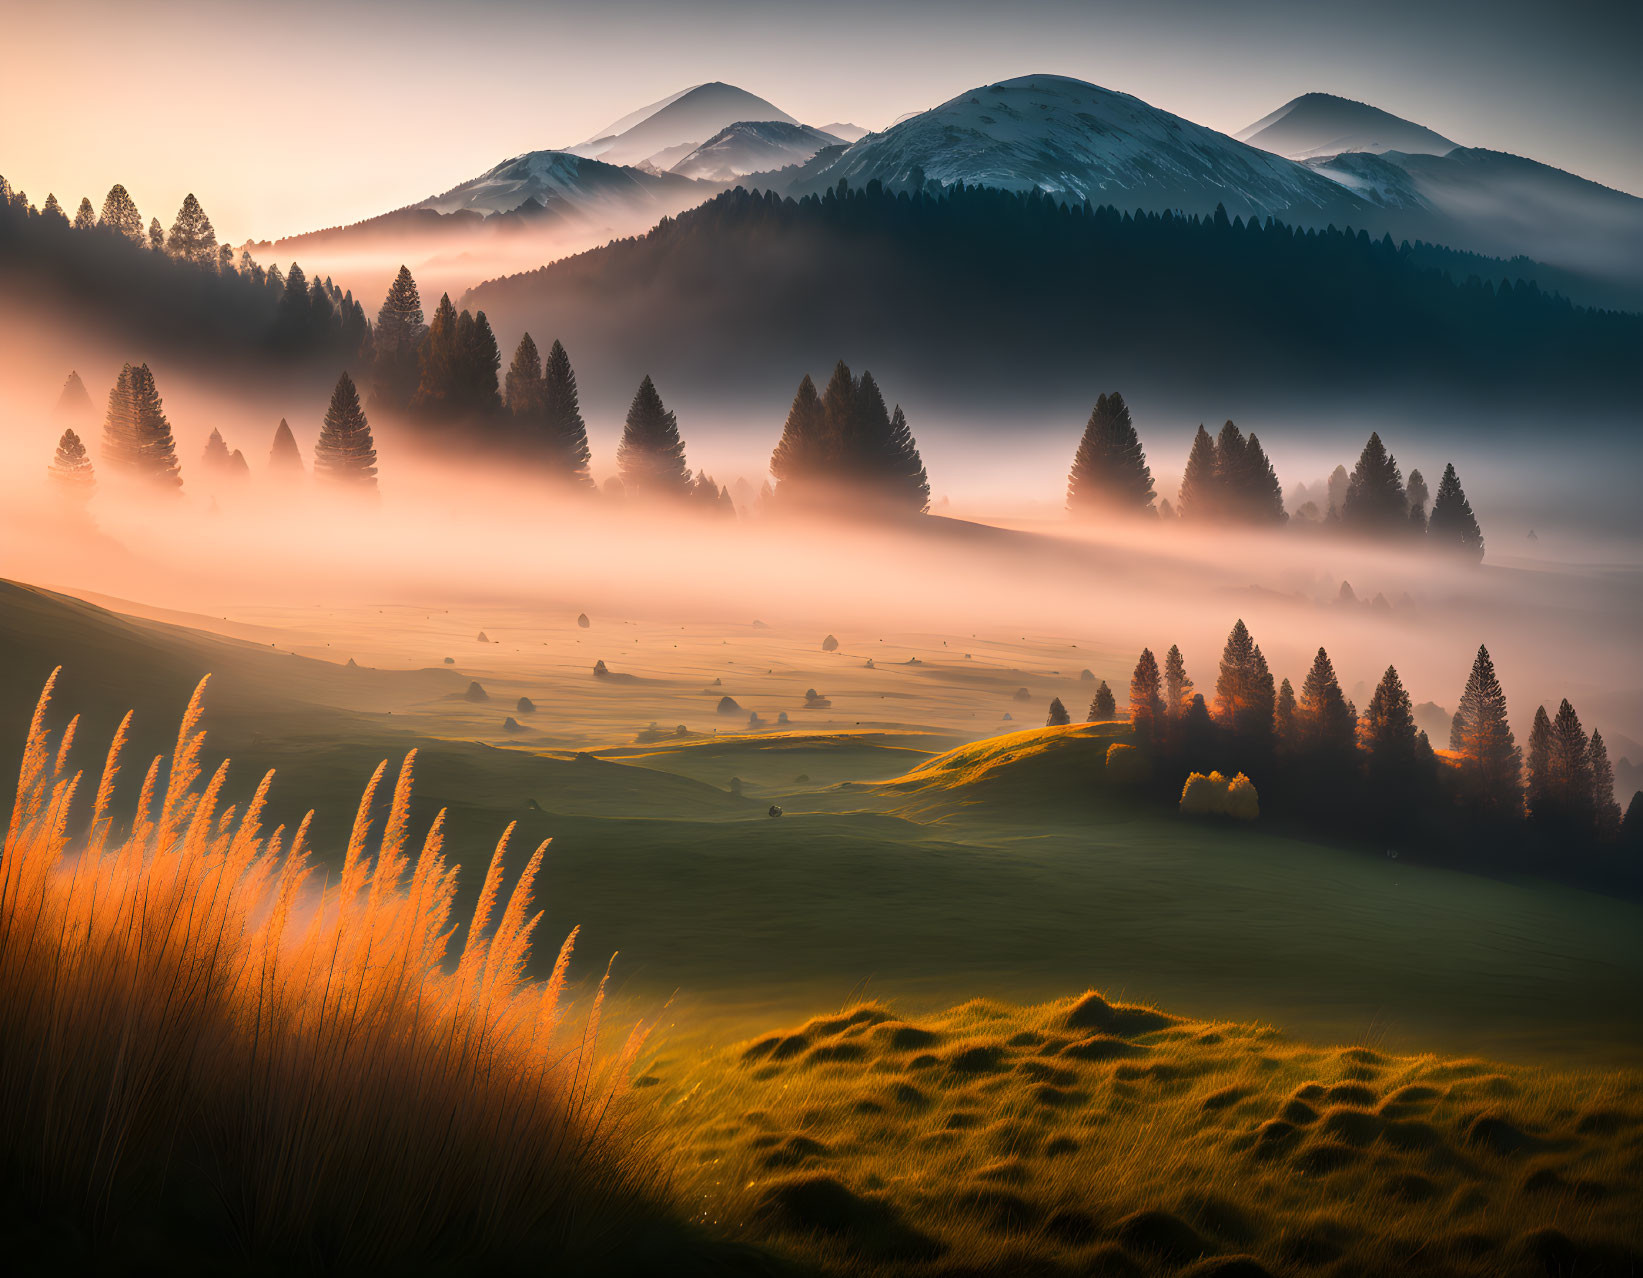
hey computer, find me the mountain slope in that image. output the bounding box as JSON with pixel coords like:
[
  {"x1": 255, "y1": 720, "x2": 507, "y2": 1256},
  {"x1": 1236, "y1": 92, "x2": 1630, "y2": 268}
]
[
  {"x1": 1238, "y1": 92, "x2": 1457, "y2": 159},
  {"x1": 414, "y1": 149, "x2": 709, "y2": 218},
  {"x1": 571, "y1": 82, "x2": 796, "y2": 168},
  {"x1": 670, "y1": 121, "x2": 846, "y2": 181},
  {"x1": 764, "y1": 74, "x2": 1371, "y2": 222}
]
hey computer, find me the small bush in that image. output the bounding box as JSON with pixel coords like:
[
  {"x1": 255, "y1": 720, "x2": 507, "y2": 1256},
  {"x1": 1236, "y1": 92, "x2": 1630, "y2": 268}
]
[{"x1": 1179, "y1": 770, "x2": 1260, "y2": 820}]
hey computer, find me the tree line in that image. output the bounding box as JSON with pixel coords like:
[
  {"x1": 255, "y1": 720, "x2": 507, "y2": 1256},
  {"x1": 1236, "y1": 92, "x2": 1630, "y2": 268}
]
[
  {"x1": 1065, "y1": 391, "x2": 1485, "y2": 560},
  {"x1": 1097, "y1": 621, "x2": 1637, "y2": 886}
]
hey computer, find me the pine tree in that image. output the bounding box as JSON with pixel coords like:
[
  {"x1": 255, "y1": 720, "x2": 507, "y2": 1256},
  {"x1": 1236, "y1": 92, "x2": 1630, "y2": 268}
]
[
  {"x1": 617, "y1": 376, "x2": 691, "y2": 498},
  {"x1": 1526, "y1": 706, "x2": 1553, "y2": 820},
  {"x1": 1046, "y1": 697, "x2": 1070, "y2": 727},
  {"x1": 1090, "y1": 681, "x2": 1116, "y2": 721},
  {"x1": 101, "y1": 365, "x2": 140, "y2": 472},
  {"x1": 1240, "y1": 432, "x2": 1287, "y2": 524},
  {"x1": 1544, "y1": 699, "x2": 1594, "y2": 830},
  {"x1": 1326, "y1": 464, "x2": 1350, "y2": 518},
  {"x1": 504, "y1": 332, "x2": 542, "y2": 417},
  {"x1": 41, "y1": 193, "x2": 64, "y2": 221},
  {"x1": 1449, "y1": 644, "x2": 1521, "y2": 814},
  {"x1": 269, "y1": 419, "x2": 304, "y2": 479},
  {"x1": 1363, "y1": 665, "x2": 1423, "y2": 809},
  {"x1": 201, "y1": 428, "x2": 233, "y2": 475},
  {"x1": 1163, "y1": 644, "x2": 1192, "y2": 717},
  {"x1": 55, "y1": 371, "x2": 94, "y2": 425},
  {"x1": 1297, "y1": 647, "x2": 1357, "y2": 761},
  {"x1": 371, "y1": 266, "x2": 427, "y2": 412},
  {"x1": 880, "y1": 405, "x2": 931, "y2": 514},
  {"x1": 1129, "y1": 648, "x2": 1164, "y2": 741},
  {"x1": 98, "y1": 184, "x2": 143, "y2": 242},
  {"x1": 770, "y1": 373, "x2": 829, "y2": 501},
  {"x1": 1066, "y1": 391, "x2": 1155, "y2": 516},
  {"x1": 49, "y1": 429, "x2": 95, "y2": 503},
  {"x1": 1274, "y1": 678, "x2": 1297, "y2": 748},
  {"x1": 313, "y1": 372, "x2": 378, "y2": 491},
  {"x1": 147, "y1": 218, "x2": 165, "y2": 252},
  {"x1": 1590, "y1": 732, "x2": 1622, "y2": 841},
  {"x1": 127, "y1": 364, "x2": 182, "y2": 490},
  {"x1": 1176, "y1": 425, "x2": 1219, "y2": 520},
  {"x1": 1428, "y1": 463, "x2": 1484, "y2": 563},
  {"x1": 275, "y1": 263, "x2": 312, "y2": 349},
  {"x1": 1214, "y1": 620, "x2": 1274, "y2": 744},
  {"x1": 412, "y1": 293, "x2": 459, "y2": 413},
  {"x1": 166, "y1": 193, "x2": 217, "y2": 265},
  {"x1": 72, "y1": 197, "x2": 96, "y2": 230},
  {"x1": 540, "y1": 340, "x2": 593, "y2": 486},
  {"x1": 462, "y1": 310, "x2": 503, "y2": 414},
  {"x1": 1341, "y1": 432, "x2": 1407, "y2": 533},
  {"x1": 1406, "y1": 468, "x2": 1430, "y2": 535}
]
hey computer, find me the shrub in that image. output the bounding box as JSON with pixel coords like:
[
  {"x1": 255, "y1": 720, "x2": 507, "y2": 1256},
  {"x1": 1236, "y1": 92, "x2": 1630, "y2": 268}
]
[{"x1": 1179, "y1": 770, "x2": 1260, "y2": 820}]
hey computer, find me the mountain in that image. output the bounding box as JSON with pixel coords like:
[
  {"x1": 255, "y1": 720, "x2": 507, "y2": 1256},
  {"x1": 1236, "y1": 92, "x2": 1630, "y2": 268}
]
[
  {"x1": 670, "y1": 121, "x2": 846, "y2": 181},
  {"x1": 413, "y1": 149, "x2": 709, "y2": 218},
  {"x1": 463, "y1": 184, "x2": 1639, "y2": 428},
  {"x1": 817, "y1": 122, "x2": 870, "y2": 143},
  {"x1": 1237, "y1": 93, "x2": 1457, "y2": 160},
  {"x1": 762, "y1": 74, "x2": 1370, "y2": 223},
  {"x1": 570, "y1": 82, "x2": 796, "y2": 168}
]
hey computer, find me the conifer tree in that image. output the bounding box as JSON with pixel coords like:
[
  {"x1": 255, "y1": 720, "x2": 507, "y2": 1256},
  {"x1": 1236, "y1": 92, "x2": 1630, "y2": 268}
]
[
  {"x1": 617, "y1": 376, "x2": 691, "y2": 498},
  {"x1": 1341, "y1": 432, "x2": 1407, "y2": 532},
  {"x1": 313, "y1": 371, "x2": 378, "y2": 491},
  {"x1": 1274, "y1": 677, "x2": 1297, "y2": 748},
  {"x1": 98, "y1": 184, "x2": 143, "y2": 242},
  {"x1": 541, "y1": 340, "x2": 593, "y2": 486},
  {"x1": 1406, "y1": 468, "x2": 1430, "y2": 535},
  {"x1": 412, "y1": 293, "x2": 459, "y2": 413},
  {"x1": 41, "y1": 193, "x2": 64, "y2": 221},
  {"x1": 1240, "y1": 432, "x2": 1287, "y2": 524},
  {"x1": 1363, "y1": 665, "x2": 1423, "y2": 808},
  {"x1": 166, "y1": 193, "x2": 217, "y2": 265},
  {"x1": 201, "y1": 427, "x2": 233, "y2": 474},
  {"x1": 770, "y1": 373, "x2": 829, "y2": 500},
  {"x1": 147, "y1": 218, "x2": 165, "y2": 252},
  {"x1": 1428, "y1": 463, "x2": 1484, "y2": 563},
  {"x1": 55, "y1": 371, "x2": 94, "y2": 425},
  {"x1": 1297, "y1": 647, "x2": 1357, "y2": 761},
  {"x1": 1214, "y1": 620, "x2": 1274, "y2": 744},
  {"x1": 218, "y1": 244, "x2": 235, "y2": 274},
  {"x1": 1164, "y1": 644, "x2": 1192, "y2": 717},
  {"x1": 1590, "y1": 732, "x2": 1621, "y2": 840},
  {"x1": 462, "y1": 310, "x2": 503, "y2": 414},
  {"x1": 1066, "y1": 391, "x2": 1155, "y2": 516},
  {"x1": 1526, "y1": 706, "x2": 1553, "y2": 819},
  {"x1": 275, "y1": 263, "x2": 311, "y2": 349},
  {"x1": 1046, "y1": 697, "x2": 1071, "y2": 727},
  {"x1": 1129, "y1": 648, "x2": 1164, "y2": 741},
  {"x1": 1326, "y1": 464, "x2": 1350, "y2": 518},
  {"x1": 101, "y1": 365, "x2": 140, "y2": 472},
  {"x1": 504, "y1": 332, "x2": 542, "y2": 417},
  {"x1": 880, "y1": 405, "x2": 931, "y2": 514},
  {"x1": 1176, "y1": 425, "x2": 1219, "y2": 520},
  {"x1": 126, "y1": 364, "x2": 182, "y2": 490},
  {"x1": 269, "y1": 419, "x2": 304, "y2": 479},
  {"x1": 371, "y1": 266, "x2": 427, "y2": 412},
  {"x1": 1449, "y1": 644, "x2": 1521, "y2": 813},
  {"x1": 49, "y1": 429, "x2": 95, "y2": 503},
  {"x1": 1089, "y1": 681, "x2": 1116, "y2": 721},
  {"x1": 72, "y1": 197, "x2": 96, "y2": 230},
  {"x1": 1544, "y1": 699, "x2": 1594, "y2": 829}
]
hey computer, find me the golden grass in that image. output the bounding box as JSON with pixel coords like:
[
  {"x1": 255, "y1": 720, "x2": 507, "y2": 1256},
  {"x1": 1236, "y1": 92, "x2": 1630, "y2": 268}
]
[
  {"x1": 0, "y1": 671, "x2": 654, "y2": 1271},
  {"x1": 643, "y1": 991, "x2": 1643, "y2": 1276}
]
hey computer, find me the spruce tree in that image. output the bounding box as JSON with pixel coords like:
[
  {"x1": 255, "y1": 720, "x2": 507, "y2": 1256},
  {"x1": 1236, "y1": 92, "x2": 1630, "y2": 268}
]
[
  {"x1": 880, "y1": 405, "x2": 931, "y2": 514},
  {"x1": 1526, "y1": 706, "x2": 1553, "y2": 820},
  {"x1": 127, "y1": 364, "x2": 182, "y2": 490},
  {"x1": 412, "y1": 293, "x2": 460, "y2": 414},
  {"x1": 101, "y1": 365, "x2": 140, "y2": 473},
  {"x1": 72, "y1": 197, "x2": 96, "y2": 231},
  {"x1": 55, "y1": 371, "x2": 94, "y2": 425},
  {"x1": 201, "y1": 428, "x2": 233, "y2": 474},
  {"x1": 1274, "y1": 677, "x2": 1297, "y2": 748},
  {"x1": 1046, "y1": 697, "x2": 1071, "y2": 727},
  {"x1": 166, "y1": 193, "x2": 217, "y2": 265},
  {"x1": 1066, "y1": 391, "x2": 1155, "y2": 516},
  {"x1": 49, "y1": 429, "x2": 95, "y2": 503},
  {"x1": 1240, "y1": 432, "x2": 1287, "y2": 524},
  {"x1": 275, "y1": 263, "x2": 311, "y2": 349},
  {"x1": 1545, "y1": 699, "x2": 1594, "y2": 829},
  {"x1": 1129, "y1": 648, "x2": 1164, "y2": 741},
  {"x1": 1590, "y1": 732, "x2": 1622, "y2": 841},
  {"x1": 1164, "y1": 644, "x2": 1192, "y2": 717},
  {"x1": 1449, "y1": 644, "x2": 1521, "y2": 814},
  {"x1": 1176, "y1": 425, "x2": 1219, "y2": 520},
  {"x1": 147, "y1": 218, "x2": 164, "y2": 252},
  {"x1": 504, "y1": 332, "x2": 542, "y2": 417},
  {"x1": 269, "y1": 419, "x2": 304, "y2": 479},
  {"x1": 770, "y1": 373, "x2": 829, "y2": 501},
  {"x1": 1090, "y1": 681, "x2": 1116, "y2": 721},
  {"x1": 314, "y1": 372, "x2": 378, "y2": 491},
  {"x1": 1214, "y1": 620, "x2": 1274, "y2": 744},
  {"x1": 98, "y1": 184, "x2": 143, "y2": 242},
  {"x1": 462, "y1": 311, "x2": 503, "y2": 414},
  {"x1": 1298, "y1": 646, "x2": 1358, "y2": 770},
  {"x1": 1341, "y1": 432, "x2": 1407, "y2": 532},
  {"x1": 617, "y1": 376, "x2": 691, "y2": 498},
  {"x1": 372, "y1": 266, "x2": 427, "y2": 412},
  {"x1": 41, "y1": 193, "x2": 64, "y2": 221},
  {"x1": 1406, "y1": 468, "x2": 1430, "y2": 535},
  {"x1": 1428, "y1": 463, "x2": 1484, "y2": 563},
  {"x1": 1363, "y1": 665, "x2": 1422, "y2": 809},
  {"x1": 541, "y1": 340, "x2": 593, "y2": 486}
]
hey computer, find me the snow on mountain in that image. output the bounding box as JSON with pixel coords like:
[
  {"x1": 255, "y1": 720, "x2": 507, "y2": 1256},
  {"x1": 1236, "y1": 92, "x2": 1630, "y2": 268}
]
[
  {"x1": 816, "y1": 121, "x2": 870, "y2": 143},
  {"x1": 770, "y1": 74, "x2": 1369, "y2": 221},
  {"x1": 415, "y1": 149, "x2": 708, "y2": 218},
  {"x1": 570, "y1": 82, "x2": 796, "y2": 168},
  {"x1": 1238, "y1": 93, "x2": 1457, "y2": 160},
  {"x1": 669, "y1": 121, "x2": 846, "y2": 181}
]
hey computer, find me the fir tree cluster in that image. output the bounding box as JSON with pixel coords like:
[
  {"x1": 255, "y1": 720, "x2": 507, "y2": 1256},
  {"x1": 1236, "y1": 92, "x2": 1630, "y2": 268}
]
[{"x1": 769, "y1": 361, "x2": 930, "y2": 514}]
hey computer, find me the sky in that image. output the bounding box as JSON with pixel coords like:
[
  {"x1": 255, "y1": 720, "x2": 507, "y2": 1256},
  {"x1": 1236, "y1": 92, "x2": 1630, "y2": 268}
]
[{"x1": 2, "y1": 0, "x2": 1638, "y2": 241}]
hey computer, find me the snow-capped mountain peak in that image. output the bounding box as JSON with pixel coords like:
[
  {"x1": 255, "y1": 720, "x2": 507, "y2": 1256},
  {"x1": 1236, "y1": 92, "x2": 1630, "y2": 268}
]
[{"x1": 1237, "y1": 92, "x2": 1458, "y2": 160}]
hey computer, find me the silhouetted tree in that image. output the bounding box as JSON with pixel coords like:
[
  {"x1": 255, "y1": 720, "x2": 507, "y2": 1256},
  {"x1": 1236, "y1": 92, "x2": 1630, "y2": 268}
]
[
  {"x1": 41, "y1": 193, "x2": 64, "y2": 222},
  {"x1": 1176, "y1": 425, "x2": 1219, "y2": 520},
  {"x1": 269, "y1": 419, "x2": 304, "y2": 479},
  {"x1": 1526, "y1": 705, "x2": 1553, "y2": 820},
  {"x1": 1590, "y1": 731, "x2": 1621, "y2": 842},
  {"x1": 617, "y1": 375, "x2": 691, "y2": 498},
  {"x1": 1428, "y1": 463, "x2": 1484, "y2": 563},
  {"x1": 541, "y1": 340, "x2": 593, "y2": 486},
  {"x1": 371, "y1": 266, "x2": 427, "y2": 412},
  {"x1": 49, "y1": 429, "x2": 95, "y2": 503},
  {"x1": 314, "y1": 371, "x2": 378, "y2": 491},
  {"x1": 1214, "y1": 620, "x2": 1275, "y2": 747},
  {"x1": 504, "y1": 332, "x2": 542, "y2": 417},
  {"x1": 412, "y1": 293, "x2": 460, "y2": 414},
  {"x1": 770, "y1": 362, "x2": 928, "y2": 513},
  {"x1": 147, "y1": 218, "x2": 164, "y2": 252},
  {"x1": 1129, "y1": 648, "x2": 1163, "y2": 741},
  {"x1": 1363, "y1": 665, "x2": 1425, "y2": 817},
  {"x1": 200, "y1": 427, "x2": 234, "y2": 476},
  {"x1": 1449, "y1": 644, "x2": 1521, "y2": 814},
  {"x1": 1297, "y1": 647, "x2": 1357, "y2": 762},
  {"x1": 1046, "y1": 697, "x2": 1070, "y2": 727},
  {"x1": 1341, "y1": 432, "x2": 1407, "y2": 533},
  {"x1": 72, "y1": 197, "x2": 96, "y2": 231},
  {"x1": 166, "y1": 193, "x2": 217, "y2": 266},
  {"x1": 101, "y1": 363, "x2": 181, "y2": 490},
  {"x1": 1089, "y1": 681, "x2": 1116, "y2": 720},
  {"x1": 98, "y1": 184, "x2": 143, "y2": 242},
  {"x1": 1066, "y1": 391, "x2": 1155, "y2": 516},
  {"x1": 770, "y1": 373, "x2": 828, "y2": 501},
  {"x1": 1326, "y1": 464, "x2": 1350, "y2": 519},
  {"x1": 1406, "y1": 468, "x2": 1430, "y2": 535},
  {"x1": 1163, "y1": 644, "x2": 1192, "y2": 718},
  {"x1": 1542, "y1": 699, "x2": 1595, "y2": 832},
  {"x1": 55, "y1": 371, "x2": 94, "y2": 426}
]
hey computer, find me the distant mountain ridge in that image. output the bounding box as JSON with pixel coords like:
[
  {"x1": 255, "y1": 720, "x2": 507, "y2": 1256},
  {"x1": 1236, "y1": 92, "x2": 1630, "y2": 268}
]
[
  {"x1": 569, "y1": 82, "x2": 796, "y2": 168},
  {"x1": 669, "y1": 121, "x2": 846, "y2": 181},
  {"x1": 1237, "y1": 93, "x2": 1458, "y2": 160}
]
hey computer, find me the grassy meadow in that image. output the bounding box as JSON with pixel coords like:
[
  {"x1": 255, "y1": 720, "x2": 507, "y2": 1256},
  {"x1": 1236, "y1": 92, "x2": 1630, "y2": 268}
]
[{"x1": 3, "y1": 577, "x2": 1641, "y2": 1273}]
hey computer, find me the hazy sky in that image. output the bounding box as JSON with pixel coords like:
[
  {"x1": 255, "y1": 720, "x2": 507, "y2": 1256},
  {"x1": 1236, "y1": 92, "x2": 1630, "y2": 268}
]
[{"x1": 3, "y1": 0, "x2": 1638, "y2": 240}]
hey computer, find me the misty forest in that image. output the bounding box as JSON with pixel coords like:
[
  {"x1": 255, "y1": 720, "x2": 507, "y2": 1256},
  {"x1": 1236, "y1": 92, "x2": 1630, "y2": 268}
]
[{"x1": 2, "y1": 9, "x2": 1642, "y2": 1277}]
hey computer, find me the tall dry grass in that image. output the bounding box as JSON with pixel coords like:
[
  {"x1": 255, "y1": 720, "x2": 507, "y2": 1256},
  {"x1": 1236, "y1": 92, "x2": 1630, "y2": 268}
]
[{"x1": 0, "y1": 671, "x2": 652, "y2": 1270}]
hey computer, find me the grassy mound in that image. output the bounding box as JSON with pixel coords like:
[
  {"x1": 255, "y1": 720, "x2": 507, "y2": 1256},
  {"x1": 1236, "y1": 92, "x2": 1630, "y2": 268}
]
[
  {"x1": 645, "y1": 992, "x2": 1643, "y2": 1276},
  {"x1": 878, "y1": 722, "x2": 1133, "y2": 815}
]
